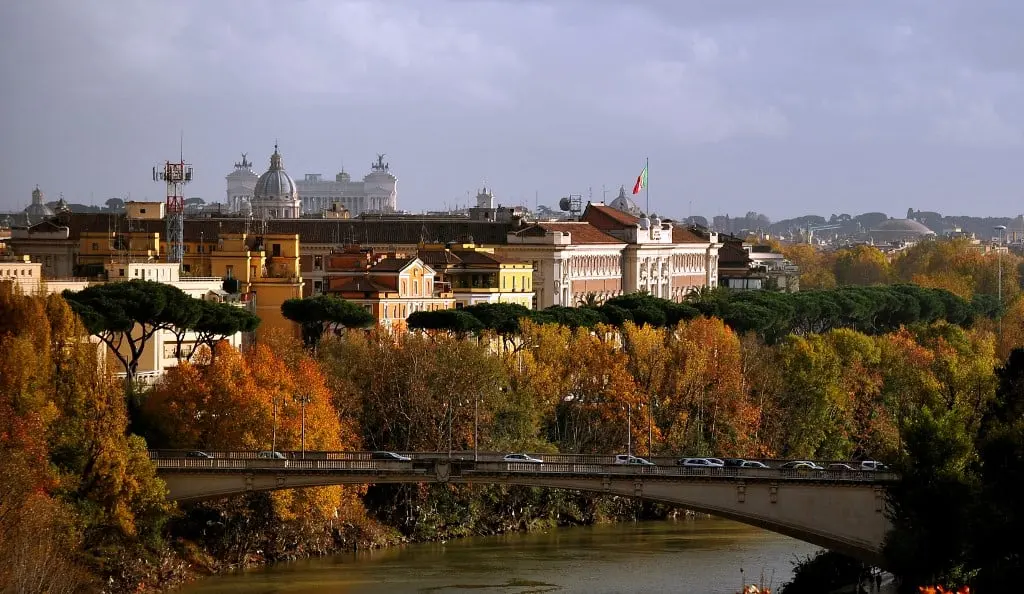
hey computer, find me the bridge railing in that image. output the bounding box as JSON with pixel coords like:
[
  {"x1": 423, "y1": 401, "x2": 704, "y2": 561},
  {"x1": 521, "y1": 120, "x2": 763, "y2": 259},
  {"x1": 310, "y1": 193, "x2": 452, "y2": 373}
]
[
  {"x1": 146, "y1": 450, "x2": 890, "y2": 471},
  {"x1": 149, "y1": 455, "x2": 898, "y2": 483}
]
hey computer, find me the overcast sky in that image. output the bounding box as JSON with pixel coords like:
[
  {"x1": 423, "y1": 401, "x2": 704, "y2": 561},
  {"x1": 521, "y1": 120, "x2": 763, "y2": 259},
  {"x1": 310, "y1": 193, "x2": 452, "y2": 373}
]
[{"x1": 1, "y1": 0, "x2": 1022, "y2": 220}]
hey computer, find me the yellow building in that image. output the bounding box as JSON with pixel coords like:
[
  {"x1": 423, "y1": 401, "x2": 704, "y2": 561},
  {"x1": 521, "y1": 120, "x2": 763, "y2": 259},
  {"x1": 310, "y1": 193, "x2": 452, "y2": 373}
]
[
  {"x1": 417, "y1": 243, "x2": 534, "y2": 309},
  {"x1": 208, "y1": 233, "x2": 304, "y2": 337},
  {"x1": 325, "y1": 251, "x2": 454, "y2": 330}
]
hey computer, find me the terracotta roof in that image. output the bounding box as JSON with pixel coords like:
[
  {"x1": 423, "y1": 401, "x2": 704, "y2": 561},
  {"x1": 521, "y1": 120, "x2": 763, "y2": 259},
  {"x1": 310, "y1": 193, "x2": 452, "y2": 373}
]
[
  {"x1": 370, "y1": 256, "x2": 417, "y2": 272},
  {"x1": 718, "y1": 242, "x2": 750, "y2": 266},
  {"x1": 581, "y1": 203, "x2": 640, "y2": 230},
  {"x1": 672, "y1": 226, "x2": 708, "y2": 244},
  {"x1": 449, "y1": 250, "x2": 516, "y2": 266},
  {"x1": 514, "y1": 221, "x2": 624, "y2": 245},
  {"x1": 417, "y1": 249, "x2": 463, "y2": 268}
]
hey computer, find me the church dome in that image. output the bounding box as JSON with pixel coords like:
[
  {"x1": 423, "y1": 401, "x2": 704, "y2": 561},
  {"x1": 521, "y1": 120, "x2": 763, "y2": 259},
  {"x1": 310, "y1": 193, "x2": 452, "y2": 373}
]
[
  {"x1": 872, "y1": 218, "x2": 935, "y2": 235},
  {"x1": 254, "y1": 146, "x2": 297, "y2": 201},
  {"x1": 24, "y1": 186, "x2": 55, "y2": 218},
  {"x1": 609, "y1": 186, "x2": 641, "y2": 217}
]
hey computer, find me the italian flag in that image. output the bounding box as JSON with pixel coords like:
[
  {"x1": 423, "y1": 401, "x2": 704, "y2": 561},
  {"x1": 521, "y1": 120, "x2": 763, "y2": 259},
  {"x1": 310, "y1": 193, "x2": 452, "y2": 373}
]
[{"x1": 632, "y1": 164, "x2": 648, "y2": 195}]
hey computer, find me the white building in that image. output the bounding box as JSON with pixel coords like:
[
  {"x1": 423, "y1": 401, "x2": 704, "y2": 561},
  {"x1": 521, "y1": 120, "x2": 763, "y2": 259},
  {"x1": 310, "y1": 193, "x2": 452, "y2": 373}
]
[
  {"x1": 296, "y1": 154, "x2": 398, "y2": 216},
  {"x1": 500, "y1": 221, "x2": 627, "y2": 309},
  {"x1": 225, "y1": 154, "x2": 258, "y2": 215}
]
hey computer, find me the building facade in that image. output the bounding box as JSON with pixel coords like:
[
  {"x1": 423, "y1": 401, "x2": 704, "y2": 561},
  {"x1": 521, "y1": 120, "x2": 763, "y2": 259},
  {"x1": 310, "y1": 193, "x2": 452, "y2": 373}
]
[
  {"x1": 324, "y1": 250, "x2": 454, "y2": 329},
  {"x1": 500, "y1": 221, "x2": 627, "y2": 309},
  {"x1": 417, "y1": 243, "x2": 534, "y2": 308},
  {"x1": 581, "y1": 203, "x2": 721, "y2": 301},
  {"x1": 297, "y1": 154, "x2": 398, "y2": 217}
]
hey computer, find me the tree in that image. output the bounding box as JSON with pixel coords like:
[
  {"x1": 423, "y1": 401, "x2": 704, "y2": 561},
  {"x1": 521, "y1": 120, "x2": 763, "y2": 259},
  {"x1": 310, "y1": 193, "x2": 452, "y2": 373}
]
[
  {"x1": 833, "y1": 245, "x2": 891, "y2": 286},
  {"x1": 281, "y1": 294, "x2": 374, "y2": 348},
  {"x1": 192, "y1": 300, "x2": 260, "y2": 360},
  {"x1": 63, "y1": 280, "x2": 193, "y2": 386},
  {"x1": 104, "y1": 197, "x2": 124, "y2": 211},
  {"x1": 407, "y1": 309, "x2": 484, "y2": 336}
]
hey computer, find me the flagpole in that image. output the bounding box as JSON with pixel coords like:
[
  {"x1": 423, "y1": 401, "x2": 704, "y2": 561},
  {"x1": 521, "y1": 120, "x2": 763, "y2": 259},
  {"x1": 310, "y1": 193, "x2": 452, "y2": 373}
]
[{"x1": 645, "y1": 156, "x2": 650, "y2": 215}]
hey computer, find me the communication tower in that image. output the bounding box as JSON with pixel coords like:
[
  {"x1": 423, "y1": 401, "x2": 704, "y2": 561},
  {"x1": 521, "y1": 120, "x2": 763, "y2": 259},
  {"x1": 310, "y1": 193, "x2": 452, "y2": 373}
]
[
  {"x1": 152, "y1": 158, "x2": 193, "y2": 264},
  {"x1": 558, "y1": 194, "x2": 583, "y2": 219}
]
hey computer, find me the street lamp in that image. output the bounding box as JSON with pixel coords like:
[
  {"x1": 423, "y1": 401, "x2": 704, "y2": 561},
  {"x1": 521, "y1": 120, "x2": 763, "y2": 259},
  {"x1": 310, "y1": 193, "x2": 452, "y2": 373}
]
[
  {"x1": 271, "y1": 394, "x2": 279, "y2": 453},
  {"x1": 995, "y1": 225, "x2": 1007, "y2": 341},
  {"x1": 626, "y1": 403, "x2": 632, "y2": 457},
  {"x1": 474, "y1": 392, "x2": 479, "y2": 462},
  {"x1": 294, "y1": 394, "x2": 311, "y2": 459}
]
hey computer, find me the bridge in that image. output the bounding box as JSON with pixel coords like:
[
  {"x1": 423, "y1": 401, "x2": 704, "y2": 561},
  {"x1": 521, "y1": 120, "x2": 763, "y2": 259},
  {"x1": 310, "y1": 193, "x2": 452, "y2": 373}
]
[{"x1": 151, "y1": 451, "x2": 898, "y2": 565}]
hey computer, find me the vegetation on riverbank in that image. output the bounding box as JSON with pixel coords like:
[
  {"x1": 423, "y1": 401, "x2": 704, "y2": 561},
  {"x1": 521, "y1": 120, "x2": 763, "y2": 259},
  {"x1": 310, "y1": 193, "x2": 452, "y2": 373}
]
[{"x1": 4, "y1": 237, "x2": 1024, "y2": 593}]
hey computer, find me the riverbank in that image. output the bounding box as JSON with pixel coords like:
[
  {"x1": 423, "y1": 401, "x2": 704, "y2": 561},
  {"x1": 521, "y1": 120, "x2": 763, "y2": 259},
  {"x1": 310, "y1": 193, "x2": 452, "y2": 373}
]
[{"x1": 140, "y1": 485, "x2": 681, "y2": 592}]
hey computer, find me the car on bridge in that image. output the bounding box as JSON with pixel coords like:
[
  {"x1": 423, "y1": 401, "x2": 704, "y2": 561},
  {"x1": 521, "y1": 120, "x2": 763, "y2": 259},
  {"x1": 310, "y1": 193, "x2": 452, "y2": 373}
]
[
  {"x1": 503, "y1": 453, "x2": 543, "y2": 463},
  {"x1": 780, "y1": 461, "x2": 824, "y2": 470},
  {"x1": 371, "y1": 451, "x2": 411, "y2": 462},
  {"x1": 828, "y1": 463, "x2": 858, "y2": 471},
  {"x1": 185, "y1": 451, "x2": 212, "y2": 459},
  {"x1": 615, "y1": 455, "x2": 655, "y2": 466},
  {"x1": 678, "y1": 457, "x2": 724, "y2": 468},
  {"x1": 258, "y1": 451, "x2": 289, "y2": 466},
  {"x1": 860, "y1": 460, "x2": 889, "y2": 472},
  {"x1": 739, "y1": 460, "x2": 769, "y2": 469}
]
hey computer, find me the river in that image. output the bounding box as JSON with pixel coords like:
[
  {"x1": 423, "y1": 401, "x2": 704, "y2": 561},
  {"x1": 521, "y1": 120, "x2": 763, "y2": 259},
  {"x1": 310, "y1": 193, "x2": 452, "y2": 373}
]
[{"x1": 181, "y1": 518, "x2": 822, "y2": 593}]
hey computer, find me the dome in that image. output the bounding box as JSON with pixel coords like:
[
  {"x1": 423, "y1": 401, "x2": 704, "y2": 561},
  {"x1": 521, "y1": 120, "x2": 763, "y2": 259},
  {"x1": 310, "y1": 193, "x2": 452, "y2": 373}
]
[
  {"x1": 873, "y1": 218, "x2": 935, "y2": 235},
  {"x1": 23, "y1": 186, "x2": 55, "y2": 218},
  {"x1": 609, "y1": 186, "x2": 641, "y2": 217},
  {"x1": 254, "y1": 146, "x2": 297, "y2": 201}
]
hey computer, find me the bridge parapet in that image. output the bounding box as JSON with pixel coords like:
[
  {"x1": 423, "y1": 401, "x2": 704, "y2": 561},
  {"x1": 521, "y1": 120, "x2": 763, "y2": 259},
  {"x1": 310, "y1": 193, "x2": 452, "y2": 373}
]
[{"x1": 150, "y1": 454, "x2": 899, "y2": 484}]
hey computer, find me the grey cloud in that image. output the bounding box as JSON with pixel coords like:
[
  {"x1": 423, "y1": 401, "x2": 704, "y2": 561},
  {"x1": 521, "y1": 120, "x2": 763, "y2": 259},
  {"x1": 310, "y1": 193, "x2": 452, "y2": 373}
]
[{"x1": 1, "y1": 0, "x2": 1023, "y2": 219}]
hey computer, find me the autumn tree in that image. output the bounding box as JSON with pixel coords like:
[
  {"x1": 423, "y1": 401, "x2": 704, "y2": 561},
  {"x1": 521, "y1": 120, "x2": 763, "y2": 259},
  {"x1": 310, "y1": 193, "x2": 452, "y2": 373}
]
[
  {"x1": 833, "y1": 245, "x2": 892, "y2": 286},
  {"x1": 782, "y1": 243, "x2": 837, "y2": 290},
  {"x1": 660, "y1": 317, "x2": 752, "y2": 457}
]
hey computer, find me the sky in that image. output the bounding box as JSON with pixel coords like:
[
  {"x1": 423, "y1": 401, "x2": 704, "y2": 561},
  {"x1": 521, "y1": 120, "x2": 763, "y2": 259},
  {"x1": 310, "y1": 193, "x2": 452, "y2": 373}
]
[{"x1": 1, "y1": 0, "x2": 1023, "y2": 221}]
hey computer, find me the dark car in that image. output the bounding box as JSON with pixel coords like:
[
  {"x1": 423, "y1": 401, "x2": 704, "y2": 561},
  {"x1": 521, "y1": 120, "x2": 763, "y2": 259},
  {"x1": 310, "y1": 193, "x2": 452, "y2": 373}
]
[
  {"x1": 722, "y1": 458, "x2": 746, "y2": 467},
  {"x1": 371, "y1": 451, "x2": 411, "y2": 461},
  {"x1": 186, "y1": 450, "x2": 212, "y2": 458}
]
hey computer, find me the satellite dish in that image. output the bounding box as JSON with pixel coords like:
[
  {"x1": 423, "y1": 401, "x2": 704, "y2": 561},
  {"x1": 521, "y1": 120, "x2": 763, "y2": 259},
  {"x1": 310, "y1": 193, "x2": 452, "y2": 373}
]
[{"x1": 559, "y1": 197, "x2": 571, "y2": 212}]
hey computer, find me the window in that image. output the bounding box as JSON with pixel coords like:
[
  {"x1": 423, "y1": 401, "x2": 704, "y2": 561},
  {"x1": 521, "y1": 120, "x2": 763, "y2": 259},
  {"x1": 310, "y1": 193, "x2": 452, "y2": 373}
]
[
  {"x1": 272, "y1": 244, "x2": 281, "y2": 257},
  {"x1": 182, "y1": 264, "x2": 191, "y2": 273},
  {"x1": 140, "y1": 208, "x2": 147, "y2": 214},
  {"x1": 226, "y1": 265, "x2": 234, "y2": 278},
  {"x1": 91, "y1": 243, "x2": 99, "y2": 250},
  {"x1": 413, "y1": 280, "x2": 419, "y2": 295},
  {"x1": 314, "y1": 255, "x2": 323, "y2": 270},
  {"x1": 118, "y1": 269, "x2": 125, "y2": 277}
]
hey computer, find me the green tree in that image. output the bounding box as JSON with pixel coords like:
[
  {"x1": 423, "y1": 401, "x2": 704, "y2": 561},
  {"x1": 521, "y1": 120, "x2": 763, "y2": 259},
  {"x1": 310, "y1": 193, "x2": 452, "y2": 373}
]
[
  {"x1": 63, "y1": 280, "x2": 191, "y2": 385},
  {"x1": 281, "y1": 294, "x2": 375, "y2": 348}
]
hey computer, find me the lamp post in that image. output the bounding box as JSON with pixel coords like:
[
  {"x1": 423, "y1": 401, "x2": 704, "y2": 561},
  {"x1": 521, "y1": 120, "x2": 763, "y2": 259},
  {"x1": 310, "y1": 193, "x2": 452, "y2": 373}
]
[
  {"x1": 294, "y1": 394, "x2": 311, "y2": 459},
  {"x1": 474, "y1": 393, "x2": 479, "y2": 462},
  {"x1": 627, "y1": 403, "x2": 632, "y2": 457},
  {"x1": 995, "y1": 225, "x2": 1007, "y2": 341},
  {"x1": 271, "y1": 395, "x2": 279, "y2": 453}
]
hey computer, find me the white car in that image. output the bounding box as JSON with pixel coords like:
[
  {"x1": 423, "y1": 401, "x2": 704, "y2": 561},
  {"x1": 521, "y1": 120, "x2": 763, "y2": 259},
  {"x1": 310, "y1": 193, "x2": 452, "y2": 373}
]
[
  {"x1": 740, "y1": 460, "x2": 769, "y2": 468},
  {"x1": 860, "y1": 460, "x2": 889, "y2": 471},
  {"x1": 678, "y1": 457, "x2": 724, "y2": 468},
  {"x1": 503, "y1": 453, "x2": 543, "y2": 463},
  {"x1": 615, "y1": 454, "x2": 654, "y2": 465}
]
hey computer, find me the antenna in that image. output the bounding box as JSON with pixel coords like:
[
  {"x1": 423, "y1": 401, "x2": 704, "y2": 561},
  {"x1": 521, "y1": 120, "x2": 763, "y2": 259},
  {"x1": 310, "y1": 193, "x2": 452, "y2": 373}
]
[{"x1": 152, "y1": 147, "x2": 193, "y2": 266}]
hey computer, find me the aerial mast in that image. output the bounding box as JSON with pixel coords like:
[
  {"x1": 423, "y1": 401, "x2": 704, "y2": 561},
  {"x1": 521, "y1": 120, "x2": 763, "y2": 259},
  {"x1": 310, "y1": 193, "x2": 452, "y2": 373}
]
[{"x1": 152, "y1": 150, "x2": 192, "y2": 265}]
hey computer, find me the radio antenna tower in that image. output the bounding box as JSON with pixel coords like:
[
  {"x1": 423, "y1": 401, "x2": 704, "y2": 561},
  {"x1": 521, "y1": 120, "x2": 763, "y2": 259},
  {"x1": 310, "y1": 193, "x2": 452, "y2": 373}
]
[{"x1": 152, "y1": 139, "x2": 193, "y2": 265}]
